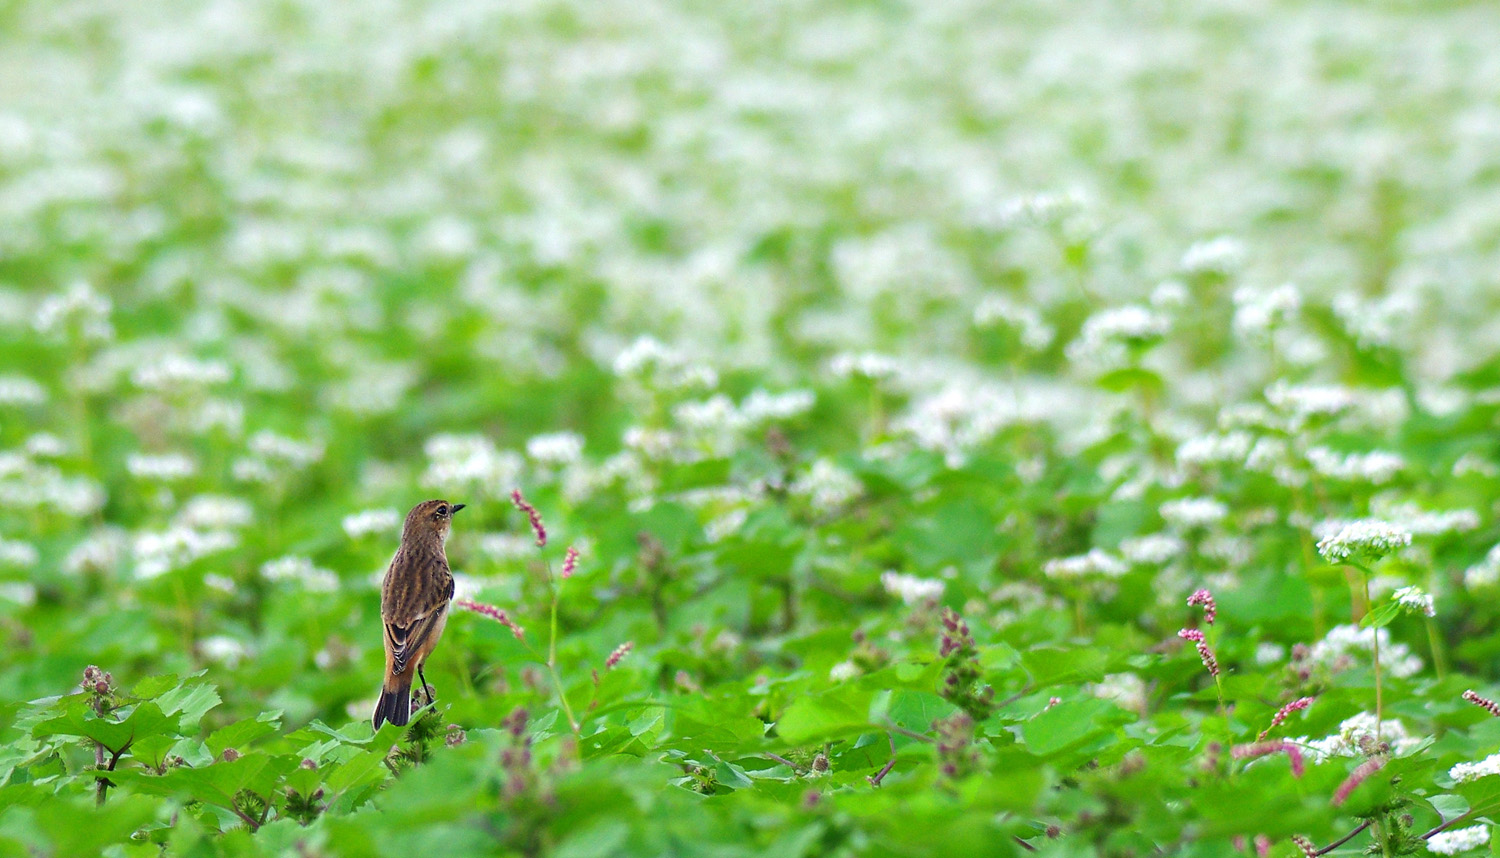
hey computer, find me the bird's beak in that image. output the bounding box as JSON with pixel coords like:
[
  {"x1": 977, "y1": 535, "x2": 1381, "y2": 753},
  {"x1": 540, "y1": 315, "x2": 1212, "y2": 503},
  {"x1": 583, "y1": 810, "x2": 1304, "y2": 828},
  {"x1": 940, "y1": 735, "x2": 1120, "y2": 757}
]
[{"x1": 451, "y1": 503, "x2": 466, "y2": 513}]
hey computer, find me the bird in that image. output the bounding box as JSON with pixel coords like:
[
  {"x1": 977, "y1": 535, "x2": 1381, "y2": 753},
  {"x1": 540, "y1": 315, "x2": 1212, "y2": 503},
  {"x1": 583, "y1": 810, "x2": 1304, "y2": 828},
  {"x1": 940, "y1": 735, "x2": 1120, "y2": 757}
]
[{"x1": 372, "y1": 499, "x2": 465, "y2": 730}]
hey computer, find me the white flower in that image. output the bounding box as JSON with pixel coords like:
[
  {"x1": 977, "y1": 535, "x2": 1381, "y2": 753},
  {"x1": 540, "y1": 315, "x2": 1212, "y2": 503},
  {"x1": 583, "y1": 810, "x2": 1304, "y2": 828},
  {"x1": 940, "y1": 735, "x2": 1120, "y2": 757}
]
[
  {"x1": 1088, "y1": 673, "x2": 1146, "y2": 713},
  {"x1": 260, "y1": 555, "x2": 339, "y2": 592},
  {"x1": 131, "y1": 354, "x2": 232, "y2": 390},
  {"x1": 526, "y1": 432, "x2": 584, "y2": 465},
  {"x1": 248, "y1": 430, "x2": 323, "y2": 467},
  {"x1": 476, "y1": 532, "x2": 536, "y2": 562},
  {"x1": 1119, "y1": 533, "x2": 1185, "y2": 565},
  {"x1": 199, "y1": 635, "x2": 247, "y2": 668},
  {"x1": 1451, "y1": 754, "x2": 1500, "y2": 784},
  {"x1": 829, "y1": 661, "x2": 860, "y2": 682},
  {"x1": 1427, "y1": 825, "x2": 1490, "y2": 854},
  {"x1": 789, "y1": 459, "x2": 861, "y2": 514},
  {"x1": 34, "y1": 281, "x2": 112, "y2": 341},
  {"x1": 740, "y1": 389, "x2": 815, "y2": 423},
  {"x1": 1294, "y1": 712, "x2": 1422, "y2": 763},
  {"x1": 880, "y1": 571, "x2": 944, "y2": 605},
  {"x1": 1176, "y1": 432, "x2": 1253, "y2": 467},
  {"x1": 1232, "y1": 283, "x2": 1300, "y2": 336},
  {"x1": 1315, "y1": 519, "x2": 1412, "y2": 564},
  {"x1": 342, "y1": 508, "x2": 400, "y2": 539},
  {"x1": 1254, "y1": 642, "x2": 1286, "y2": 666},
  {"x1": 422, "y1": 434, "x2": 523, "y2": 495},
  {"x1": 1159, "y1": 497, "x2": 1228, "y2": 529},
  {"x1": 127, "y1": 452, "x2": 197, "y2": 481},
  {"x1": 176, "y1": 495, "x2": 253, "y2": 530},
  {"x1": 1265, "y1": 382, "x2": 1356, "y2": 427},
  {"x1": 1466, "y1": 544, "x2": 1500, "y2": 589},
  {"x1": 972, "y1": 295, "x2": 1054, "y2": 350},
  {"x1": 0, "y1": 375, "x2": 47, "y2": 406},
  {"x1": 133, "y1": 527, "x2": 238, "y2": 579},
  {"x1": 0, "y1": 538, "x2": 39, "y2": 568},
  {"x1": 1179, "y1": 236, "x2": 1245, "y2": 274},
  {"x1": 1305, "y1": 447, "x2": 1404, "y2": 484},
  {"x1": 1392, "y1": 585, "x2": 1436, "y2": 617},
  {"x1": 1043, "y1": 548, "x2": 1127, "y2": 580},
  {"x1": 1370, "y1": 500, "x2": 1479, "y2": 537},
  {"x1": 25, "y1": 434, "x2": 66, "y2": 458},
  {"x1": 64, "y1": 528, "x2": 128, "y2": 575},
  {"x1": 828, "y1": 351, "x2": 901, "y2": 382},
  {"x1": 0, "y1": 582, "x2": 36, "y2": 606},
  {"x1": 1308, "y1": 624, "x2": 1423, "y2": 679}
]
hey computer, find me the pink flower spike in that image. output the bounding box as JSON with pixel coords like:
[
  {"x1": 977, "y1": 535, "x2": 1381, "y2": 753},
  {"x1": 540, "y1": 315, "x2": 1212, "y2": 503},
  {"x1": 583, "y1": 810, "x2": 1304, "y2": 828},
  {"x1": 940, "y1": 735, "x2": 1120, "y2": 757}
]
[
  {"x1": 1463, "y1": 689, "x2": 1500, "y2": 718},
  {"x1": 1290, "y1": 835, "x2": 1317, "y2": 857},
  {"x1": 561, "y1": 545, "x2": 579, "y2": 579},
  {"x1": 1177, "y1": 628, "x2": 1219, "y2": 677},
  {"x1": 1332, "y1": 757, "x2": 1385, "y2": 806},
  {"x1": 1187, "y1": 588, "x2": 1217, "y2": 625},
  {"x1": 1259, "y1": 697, "x2": 1315, "y2": 740},
  {"x1": 511, "y1": 489, "x2": 547, "y2": 547},
  {"x1": 455, "y1": 597, "x2": 526, "y2": 640},
  {"x1": 605, "y1": 641, "x2": 633, "y2": 670}
]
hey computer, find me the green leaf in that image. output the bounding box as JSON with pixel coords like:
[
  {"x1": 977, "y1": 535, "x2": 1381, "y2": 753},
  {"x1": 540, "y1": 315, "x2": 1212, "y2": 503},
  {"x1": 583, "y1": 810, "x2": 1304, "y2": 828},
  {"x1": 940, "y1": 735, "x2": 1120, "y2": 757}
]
[
  {"x1": 776, "y1": 689, "x2": 872, "y2": 744},
  {"x1": 1360, "y1": 600, "x2": 1402, "y2": 630}
]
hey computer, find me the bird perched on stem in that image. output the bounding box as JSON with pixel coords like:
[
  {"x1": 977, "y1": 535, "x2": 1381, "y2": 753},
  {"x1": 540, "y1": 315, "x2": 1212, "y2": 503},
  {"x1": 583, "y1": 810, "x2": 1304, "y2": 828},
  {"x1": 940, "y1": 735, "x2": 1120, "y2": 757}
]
[{"x1": 373, "y1": 499, "x2": 465, "y2": 729}]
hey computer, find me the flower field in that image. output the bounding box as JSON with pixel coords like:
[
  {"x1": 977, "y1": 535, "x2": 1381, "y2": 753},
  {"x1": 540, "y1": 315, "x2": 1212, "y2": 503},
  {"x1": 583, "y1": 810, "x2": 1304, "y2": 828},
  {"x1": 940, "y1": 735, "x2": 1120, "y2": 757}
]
[{"x1": 3, "y1": 0, "x2": 1500, "y2": 855}]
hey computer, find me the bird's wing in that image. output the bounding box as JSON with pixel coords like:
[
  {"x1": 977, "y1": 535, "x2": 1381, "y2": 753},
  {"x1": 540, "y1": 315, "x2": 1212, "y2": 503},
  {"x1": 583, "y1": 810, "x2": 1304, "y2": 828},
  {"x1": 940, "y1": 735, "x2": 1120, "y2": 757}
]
[{"x1": 385, "y1": 596, "x2": 449, "y2": 676}]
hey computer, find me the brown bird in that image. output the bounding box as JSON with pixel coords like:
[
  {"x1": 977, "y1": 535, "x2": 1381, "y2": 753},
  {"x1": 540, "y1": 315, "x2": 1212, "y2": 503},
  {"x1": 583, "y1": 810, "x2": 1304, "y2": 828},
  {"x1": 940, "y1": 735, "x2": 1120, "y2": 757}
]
[{"x1": 372, "y1": 499, "x2": 465, "y2": 729}]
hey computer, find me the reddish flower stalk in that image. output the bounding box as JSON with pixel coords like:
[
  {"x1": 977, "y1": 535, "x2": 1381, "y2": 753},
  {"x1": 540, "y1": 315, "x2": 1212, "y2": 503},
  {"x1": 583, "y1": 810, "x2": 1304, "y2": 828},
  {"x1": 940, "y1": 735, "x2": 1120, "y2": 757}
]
[
  {"x1": 605, "y1": 641, "x2": 633, "y2": 670},
  {"x1": 1231, "y1": 740, "x2": 1305, "y2": 778},
  {"x1": 511, "y1": 489, "x2": 547, "y2": 547},
  {"x1": 455, "y1": 597, "x2": 525, "y2": 640},
  {"x1": 1463, "y1": 689, "x2": 1500, "y2": 718},
  {"x1": 1332, "y1": 757, "x2": 1385, "y2": 806},
  {"x1": 1187, "y1": 588, "x2": 1217, "y2": 625},
  {"x1": 1178, "y1": 628, "x2": 1220, "y2": 677},
  {"x1": 1290, "y1": 835, "x2": 1317, "y2": 857},
  {"x1": 561, "y1": 545, "x2": 579, "y2": 579},
  {"x1": 1259, "y1": 697, "x2": 1315, "y2": 740}
]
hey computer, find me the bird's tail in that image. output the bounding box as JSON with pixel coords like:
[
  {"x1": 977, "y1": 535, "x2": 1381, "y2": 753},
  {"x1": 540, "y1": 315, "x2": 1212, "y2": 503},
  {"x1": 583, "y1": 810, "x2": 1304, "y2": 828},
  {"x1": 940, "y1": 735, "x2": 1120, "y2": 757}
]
[{"x1": 372, "y1": 680, "x2": 411, "y2": 730}]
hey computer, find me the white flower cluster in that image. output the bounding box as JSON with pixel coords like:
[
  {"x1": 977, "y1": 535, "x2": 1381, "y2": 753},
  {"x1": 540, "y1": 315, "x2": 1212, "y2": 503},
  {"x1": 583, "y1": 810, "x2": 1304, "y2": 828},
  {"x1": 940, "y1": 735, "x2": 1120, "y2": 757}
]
[
  {"x1": 134, "y1": 526, "x2": 238, "y2": 580},
  {"x1": 234, "y1": 430, "x2": 324, "y2": 482},
  {"x1": 127, "y1": 452, "x2": 198, "y2": 481},
  {"x1": 1391, "y1": 585, "x2": 1436, "y2": 617},
  {"x1": 199, "y1": 635, "x2": 248, "y2": 668},
  {"x1": 0, "y1": 374, "x2": 47, "y2": 406},
  {"x1": 1179, "y1": 236, "x2": 1245, "y2": 274},
  {"x1": 176, "y1": 495, "x2": 253, "y2": 530},
  {"x1": 63, "y1": 527, "x2": 128, "y2": 576},
  {"x1": 0, "y1": 538, "x2": 39, "y2": 568},
  {"x1": 0, "y1": 454, "x2": 106, "y2": 516},
  {"x1": 1088, "y1": 672, "x2": 1147, "y2": 714},
  {"x1": 1119, "y1": 533, "x2": 1185, "y2": 565},
  {"x1": 789, "y1": 459, "x2": 862, "y2": 514},
  {"x1": 343, "y1": 508, "x2": 400, "y2": 539},
  {"x1": 1451, "y1": 753, "x2": 1500, "y2": 784},
  {"x1": 880, "y1": 571, "x2": 944, "y2": 605},
  {"x1": 260, "y1": 555, "x2": 339, "y2": 592},
  {"x1": 613, "y1": 336, "x2": 717, "y2": 390},
  {"x1": 1315, "y1": 519, "x2": 1412, "y2": 564},
  {"x1": 1159, "y1": 497, "x2": 1228, "y2": 529},
  {"x1": 1293, "y1": 711, "x2": 1422, "y2": 763},
  {"x1": 740, "y1": 389, "x2": 815, "y2": 423},
  {"x1": 131, "y1": 354, "x2": 232, "y2": 390},
  {"x1": 1231, "y1": 283, "x2": 1300, "y2": 337},
  {"x1": 1369, "y1": 500, "x2": 1479, "y2": 537},
  {"x1": 525, "y1": 432, "x2": 584, "y2": 466},
  {"x1": 476, "y1": 532, "x2": 537, "y2": 562},
  {"x1": 1465, "y1": 544, "x2": 1500, "y2": 589},
  {"x1": 1043, "y1": 548, "x2": 1127, "y2": 580},
  {"x1": 422, "y1": 434, "x2": 523, "y2": 496},
  {"x1": 1426, "y1": 825, "x2": 1490, "y2": 855},
  {"x1": 1264, "y1": 382, "x2": 1356, "y2": 429},
  {"x1": 1307, "y1": 624, "x2": 1423, "y2": 679},
  {"x1": 1176, "y1": 431, "x2": 1253, "y2": 467},
  {"x1": 972, "y1": 295, "x2": 1054, "y2": 350},
  {"x1": 33, "y1": 281, "x2": 112, "y2": 341},
  {"x1": 828, "y1": 351, "x2": 902, "y2": 383},
  {"x1": 1066, "y1": 305, "x2": 1168, "y2": 370},
  {"x1": 1304, "y1": 447, "x2": 1405, "y2": 484}
]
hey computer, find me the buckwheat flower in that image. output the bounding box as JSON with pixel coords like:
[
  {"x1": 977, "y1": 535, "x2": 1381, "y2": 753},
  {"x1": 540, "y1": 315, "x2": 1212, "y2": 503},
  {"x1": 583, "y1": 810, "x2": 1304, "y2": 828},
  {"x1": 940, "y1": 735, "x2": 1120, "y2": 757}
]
[
  {"x1": 1120, "y1": 533, "x2": 1185, "y2": 565},
  {"x1": 126, "y1": 452, "x2": 197, "y2": 481},
  {"x1": 423, "y1": 434, "x2": 523, "y2": 494},
  {"x1": 1370, "y1": 500, "x2": 1479, "y2": 537},
  {"x1": 1391, "y1": 585, "x2": 1436, "y2": 617},
  {"x1": 828, "y1": 351, "x2": 901, "y2": 382},
  {"x1": 1332, "y1": 757, "x2": 1385, "y2": 806},
  {"x1": 740, "y1": 389, "x2": 816, "y2": 423},
  {"x1": 1254, "y1": 642, "x2": 1286, "y2": 666},
  {"x1": 1315, "y1": 519, "x2": 1412, "y2": 564},
  {"x1": 1044, "y1": 548, "x2": 1128, "y2": 580},
  {"x1": 130, "y1": 354, "x2": 232, "y2": 390},
  {"x1": 133, "y1": 527, "x2": 238, "y2": 580},
  {"x1": 477, "y1": 532, "x2": 536, "y2": 562},
  {"x1": 248, "y1": 430, "x2": 323, "y2": 468},
  {"x1": 342, "y1": 508, "x2": 400, "y2": 539},
  {"x1": 1463, "y1": 690, "x2": 1500, "y2": 718},
  {"x1": 1465, "y1": 545, "x2": 1500, "y2": 589},
  {"x1": 1308, "y1": 624, "x2": 1423, "y2": 678},
  {"x1": 1295, "y1": 712, "x2": 1422, "y2": 762},
  {"x1": 1176, "y1": 431, "x2": 1252, "y2": 467},
  {"x1": 525, "y1": 432, "x2": 584, "y2": 466},
  {"x1": 1259, "y1": 697, "x2": 1314, "y2": 739},
  {"x1": 1159, "y1": 497, "x2": 1228, "y2": 529},
  {"x1": 1187, "y1": 589, "x2": 1216, "y2": 624},
  {"x1": 260, "y1": 556, "x2": 339, "y2": 592},
  {"x1": 1088, "y1": 673, "x2": 1147, "y2": 714},
  {"x1": 1427, "y1": 825, "x2": 1490, "y2": 855},
  {"x1": 880, "y1": 571, "x2": 944, "y2": 605},
  {"x1": 33, "y1": 280, "x2": 112, "y2": 341},
  {"x1": 199, "y1": 635, "x2": 247, "y2": 668},
  {"x1": 0, "y1": 375, "x2": 46, "y2": 406},
  {"x1": 613, "y1": 335, "x2": 675, "y2": 377},
  {"x1": 510, "y1": 489, "x2": 546, "y2": 547},
  {"x1": 1232, "y1": 283, "x2": 1301, "y2": 336},
  {"x1": 1265, "y1": 382, "x2": 1356, "y2": 427},
  {"x1": 63, "y1": 527, "x2": 127, "y2": 576},
  {"x1": 972, "y1": 295, "x2": 1054, "y2": 350},
  {"x1": 24, "y1": 434, "x2": 65, "y2": 458},
  {"x1": 1451, "y1": 753, "x2": 1500, "y2": 784},
  {"x1": 1179, "y1": 236, "x2": 1245, "y2": 274},
  {"x1": 1304, "y1": 447, "x2": 1404, "y2": 484},
  {"x1": 560, "y1": 546, "x2": 579, "y2": 579},
  {"x1": 1178, "y1": 629, "x2": 1219, "y2": 677},
  {"x1": 176, "y1": 495, "x2": 253, "y2": 530},
  {"x1": 605, "y1": 641, "x2": 633, "y2": 669},
  {"x1": 0, "y1": 582, "x2": 36, "y2": 606},
  {"x1": 455, "y1": 597, "x2": 525, "y2": 640},
  {"x1": 789, "y1": 459, "x2": 861, "y2": 513},
  {"x1": 204, "y1": 574, "x2": 235, "y2": 594},
  {"x1": 0, "y1": 538, "x2": 38, "y2": 568}
]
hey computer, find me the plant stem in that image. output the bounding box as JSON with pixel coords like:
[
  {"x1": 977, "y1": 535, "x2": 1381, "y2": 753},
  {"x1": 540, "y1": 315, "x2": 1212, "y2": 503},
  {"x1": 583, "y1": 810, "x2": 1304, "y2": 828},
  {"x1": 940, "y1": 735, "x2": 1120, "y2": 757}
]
[
  {"x1": 545, "y1": 564, "x2": 579, "y2": 736},
  {"x1": 1365, "y1": 571, "x2": 1383, "y2": 741}
]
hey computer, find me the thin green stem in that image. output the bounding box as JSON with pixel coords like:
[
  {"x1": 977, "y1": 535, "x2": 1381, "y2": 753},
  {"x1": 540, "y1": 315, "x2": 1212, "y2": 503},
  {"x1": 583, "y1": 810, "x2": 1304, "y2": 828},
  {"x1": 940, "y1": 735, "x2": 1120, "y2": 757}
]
[
  {"x1": 544, "y1": 562, "x2": 580, "y2": 736},
  {"x1": 1362, "y1": 569, "x2": 1383, "y2": 741}
]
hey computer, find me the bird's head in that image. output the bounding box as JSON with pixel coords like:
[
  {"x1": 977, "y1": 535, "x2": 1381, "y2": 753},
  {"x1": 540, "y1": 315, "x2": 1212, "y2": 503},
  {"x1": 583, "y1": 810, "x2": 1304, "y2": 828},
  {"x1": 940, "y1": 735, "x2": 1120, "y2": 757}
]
[{"x1": 403, "y1": 499, "x2": 466, "y2": 544}]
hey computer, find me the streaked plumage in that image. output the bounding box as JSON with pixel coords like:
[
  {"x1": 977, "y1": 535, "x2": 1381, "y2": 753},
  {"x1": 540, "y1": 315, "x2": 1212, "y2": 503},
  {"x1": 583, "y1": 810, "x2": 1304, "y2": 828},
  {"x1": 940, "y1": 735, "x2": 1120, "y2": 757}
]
[{"x1": 372, "y1": 499, "x2": 464, "y2": 729}]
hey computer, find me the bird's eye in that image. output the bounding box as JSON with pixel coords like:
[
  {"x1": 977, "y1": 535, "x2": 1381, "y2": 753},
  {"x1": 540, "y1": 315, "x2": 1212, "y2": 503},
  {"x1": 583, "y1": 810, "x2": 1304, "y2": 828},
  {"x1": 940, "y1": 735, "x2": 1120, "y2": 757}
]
[{"x1": 436, "y1": 505, "x2": 448, "y2": 517}]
